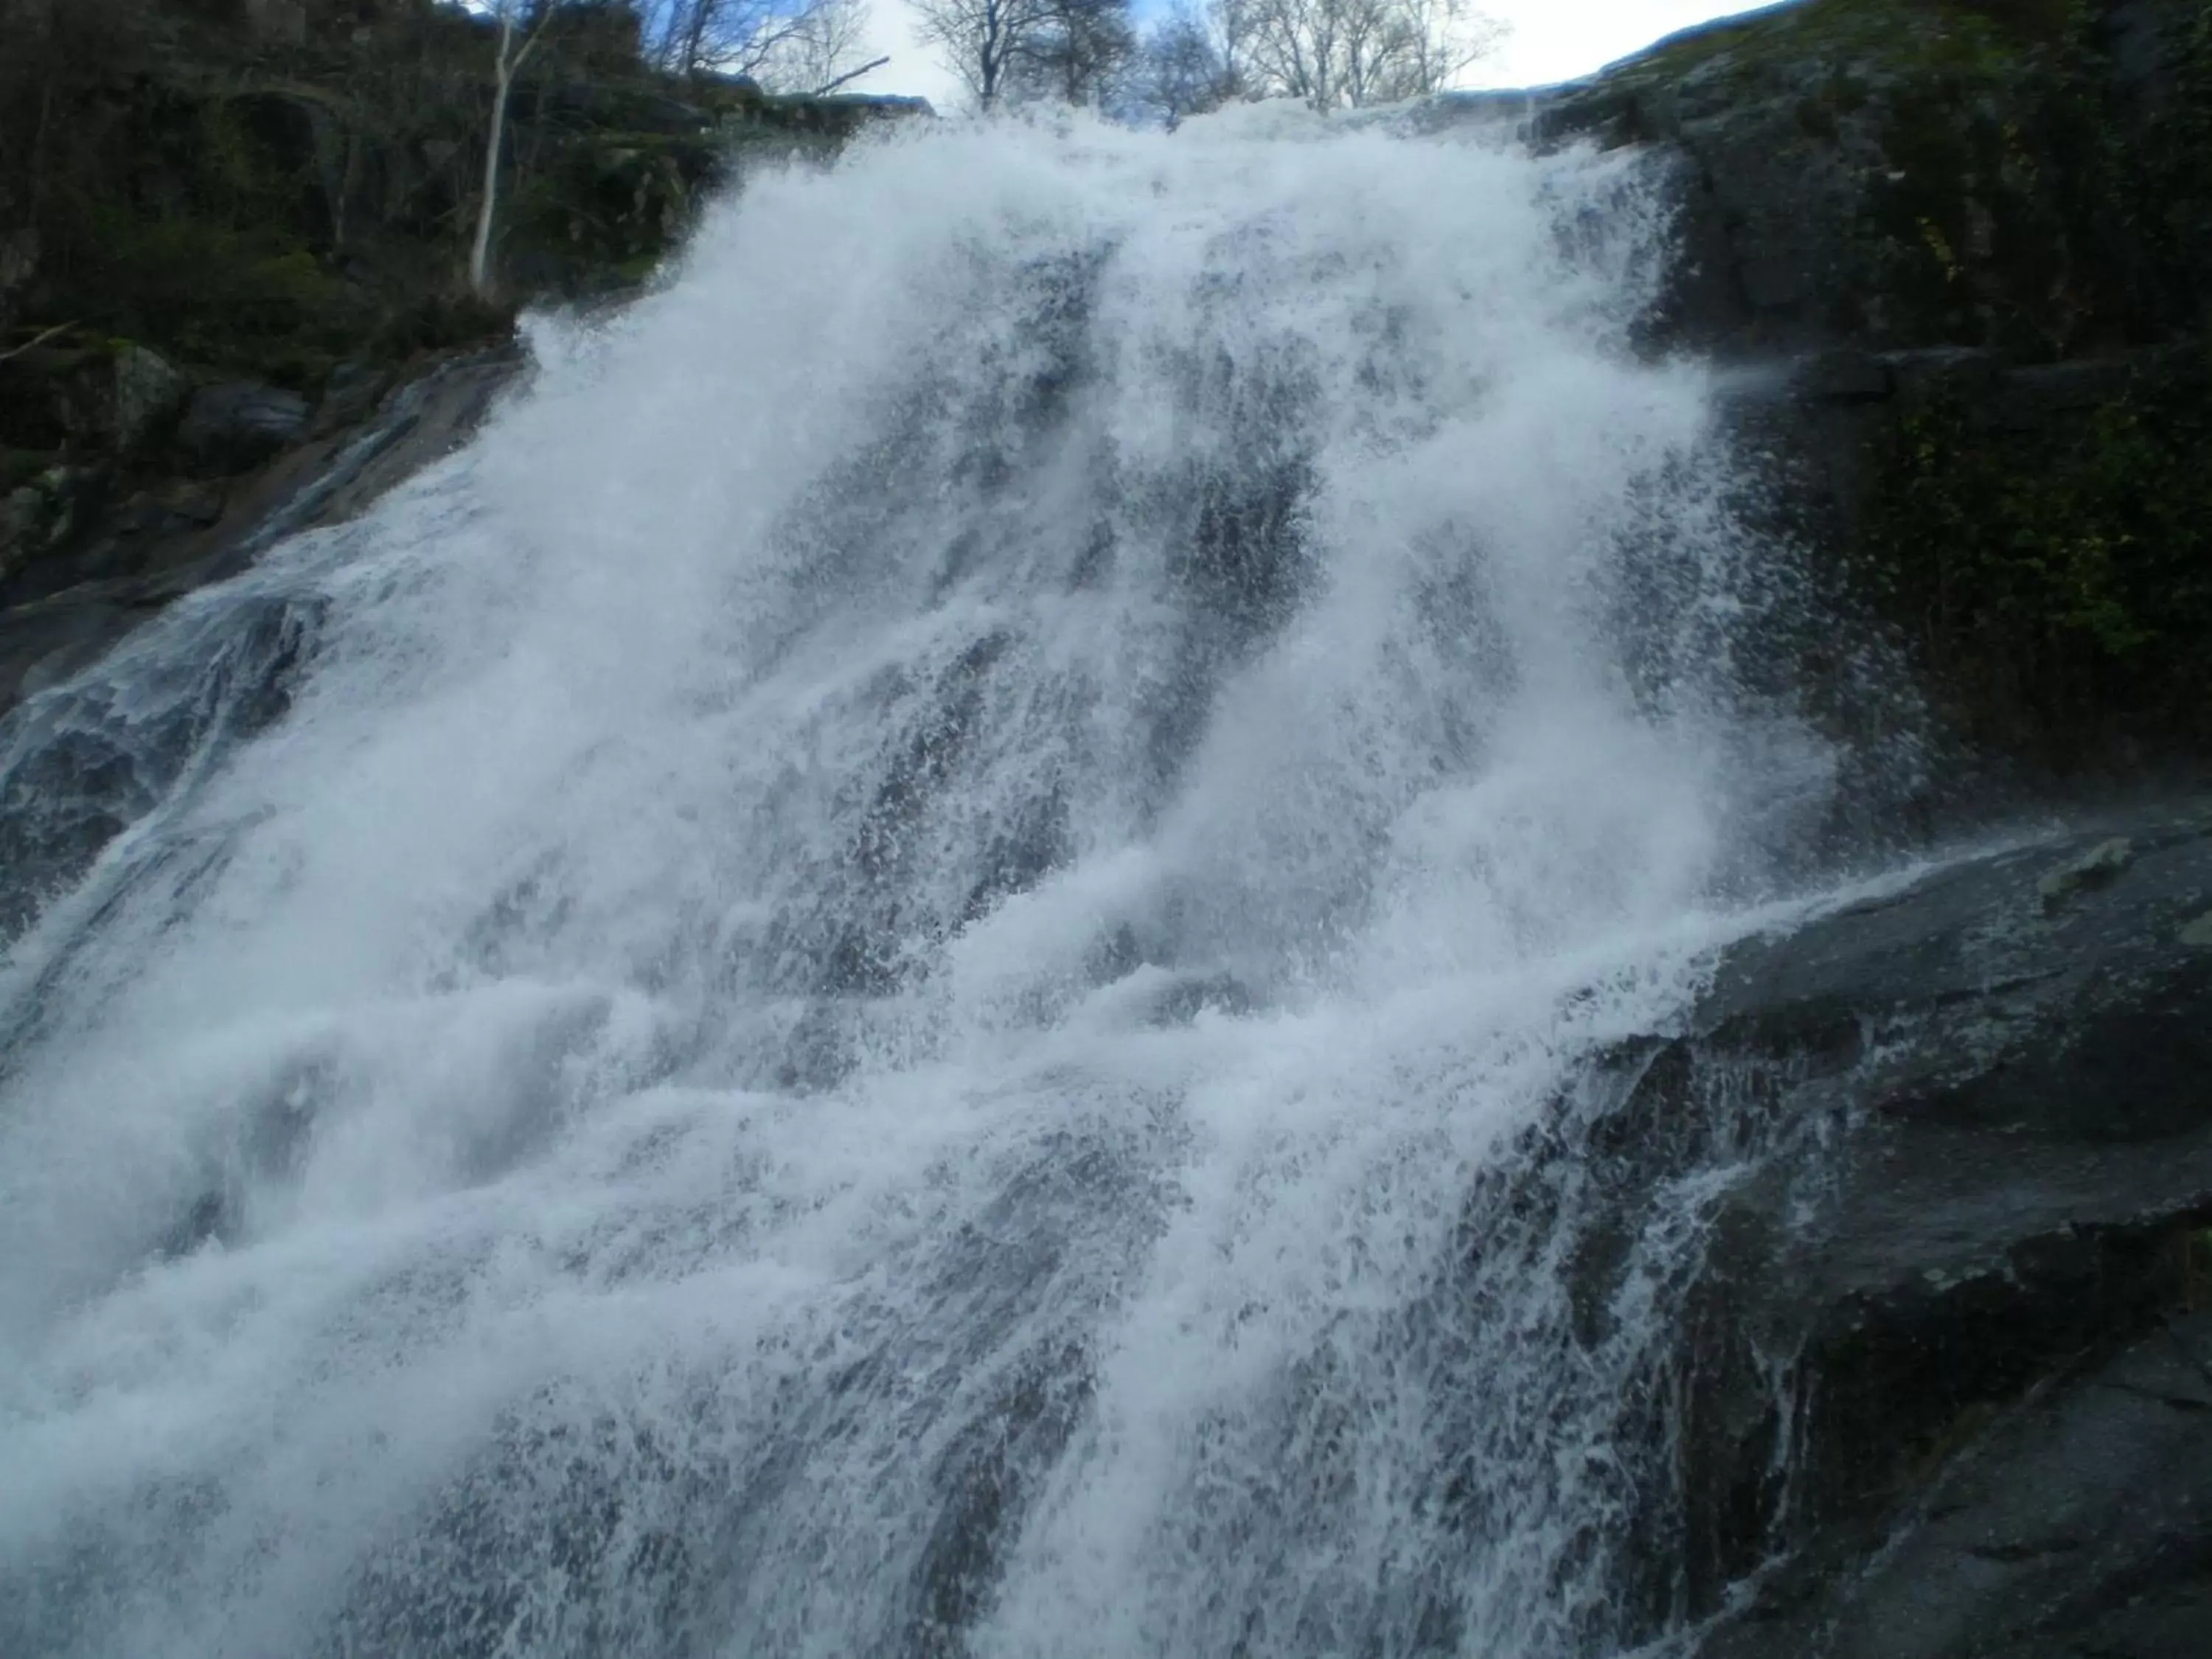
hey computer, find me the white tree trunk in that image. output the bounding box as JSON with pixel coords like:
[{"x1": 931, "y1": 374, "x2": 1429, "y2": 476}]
[{"x1": 470, "y1": 10, "x2": 544, "y2": 300}]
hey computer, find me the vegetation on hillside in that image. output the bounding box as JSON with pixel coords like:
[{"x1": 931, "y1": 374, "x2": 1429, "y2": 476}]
[
  {"x1": 1858, "y1": 349, "x2": 2212, "y2": 761},
  {"x1": 0, "y1": 1, "x2": 917, "y2": 383},
  {"x1": 0, "y1": 0, "x2": 928, "y2": 606}
]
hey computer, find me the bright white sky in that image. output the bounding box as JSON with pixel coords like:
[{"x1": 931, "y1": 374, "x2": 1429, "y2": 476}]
[{"x1": 846, "y1": 0, "x2": 1753, "y2": 108}]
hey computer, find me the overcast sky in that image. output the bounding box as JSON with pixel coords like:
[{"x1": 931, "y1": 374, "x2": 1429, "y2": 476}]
[{"x1": 846, "y1": 0, "x2": 1756, "y2": 109}]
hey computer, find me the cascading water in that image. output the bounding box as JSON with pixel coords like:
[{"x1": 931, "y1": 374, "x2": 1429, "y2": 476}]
[{"x1": 0, "y1": 108, "x2": 1844, "y2": 1658}]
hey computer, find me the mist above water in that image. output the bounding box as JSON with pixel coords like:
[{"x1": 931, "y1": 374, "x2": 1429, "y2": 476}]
[{"x1": 1, "y1": 108, "x2": 1837, "y2": 1658}]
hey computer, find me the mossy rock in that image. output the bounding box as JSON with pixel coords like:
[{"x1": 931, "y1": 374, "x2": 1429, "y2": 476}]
[
  {"x1": 0, "y1": 330, "x2": 192, "y2": 453},
  {"x1": 1602, "y1": 0, "x2": 2028, "y2": 98},
  {"x1": 1853, "y1": 341, "x2": 2212, "y2": 758}
]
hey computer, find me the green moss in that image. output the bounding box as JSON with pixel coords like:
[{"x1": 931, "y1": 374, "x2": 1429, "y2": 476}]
[
  {"x1": 1856, "y1": 355, "x2": 2212, "y2": 755},
  {"x1": 29, "y1": 74, "x2": 381, "y2": 387},
  {"x1": 49, "y1": 196, "x2": 365, "y2": 383},
  {"x1": 6, "y1": 17, "x2": 923, "y2": 401},
  {"x1": 1841, "y1": 0, "x2": 2140, "y2": 352},
  {"x1": 2140, "y1": 0, "x2": 2212, "y2": 299},
  {"x1": 196, "y1": 97, "x2": 277, "y2": 220},
  {"x1": 369, "y1": 291, "x2": 515, "y2": 361}
]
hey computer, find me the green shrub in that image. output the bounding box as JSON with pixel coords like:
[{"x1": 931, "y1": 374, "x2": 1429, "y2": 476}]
[{"x1": 1857, "y1": 355, "x2": 2212, "y2": 755}]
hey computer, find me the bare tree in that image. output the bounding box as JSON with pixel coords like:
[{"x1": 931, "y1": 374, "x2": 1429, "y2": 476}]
[
  {"x1": 915, "y1": 0, "x2": 1133, "y2": 111},
  {"x1": 1233, "y1": 0, "x2": 1498, "y2": 110},
  {"x1": 646, "y1": 0, "x2": 873, "y2": 88},
  {"x1": 1133, "y1": 1, "x2": 1245, "y2": 127},
  {"x1": 747, "y1": 0, "x2": 873, "y2": 93},
  {"x1": 911, "y1": 0, "x2": 1050, "y2": 108},
  {"x1": 1012, "y1": 0, "x2": 1135, "y2": 109},
  {"x1": 806, "y1": 54, "x2": 891, "y2": 97},
  {"x1": 470, "y1": 0, "x2": 553, "y2": 298}
]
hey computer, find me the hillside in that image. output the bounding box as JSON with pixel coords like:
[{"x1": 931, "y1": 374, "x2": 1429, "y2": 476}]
[{"x1": 0, "y1": 0, "x2": 922, "y2": 633}]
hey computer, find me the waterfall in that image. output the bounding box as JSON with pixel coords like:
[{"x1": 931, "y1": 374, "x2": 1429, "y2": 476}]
[{"x1": 0, "y1": 108, "x2": 1839, "y2": 1658}]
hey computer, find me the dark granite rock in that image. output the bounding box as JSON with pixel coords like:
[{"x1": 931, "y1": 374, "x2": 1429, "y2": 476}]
[
  {"x1": 110, "y1": 344, "x2": 189, "y2": 453},
  {"x1": 1581, "y1": 801, "x2": 2212, "y2": 1656},
  {"x1": 1516, "y1": 0, "x2": 2212, "y2": 360},
  {"x1": 1702, "y1": 1309, "x2": 2212, "y2": 1659}
]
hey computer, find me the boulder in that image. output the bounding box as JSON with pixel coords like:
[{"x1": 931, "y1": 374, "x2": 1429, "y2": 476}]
[
  {"x1": 0, "y1": 338, "x2": 184, "y2": 455},
  {"x1": 0, "y1": 465, "x2": 105, "y2": 588},
  {"x1": 178, "y1": 381, "x2": 312, "y2": 475},
  {"x1": 110, "y1": 344, "x2": 188, "y2": 453}
]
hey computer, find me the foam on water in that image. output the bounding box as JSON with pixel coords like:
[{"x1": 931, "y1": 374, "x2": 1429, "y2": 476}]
[{"x1": 0, "y1": 109, "x2": 1835, "y2": 1657}]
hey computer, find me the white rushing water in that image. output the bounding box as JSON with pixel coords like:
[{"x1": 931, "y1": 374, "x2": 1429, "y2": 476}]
[{"x1": 0, "y1": 109, "x2": 1839, "y2": 1658}]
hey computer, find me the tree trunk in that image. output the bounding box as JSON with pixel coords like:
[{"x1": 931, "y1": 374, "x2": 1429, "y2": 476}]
[
  {"x1": 810, "y1": 56, "x2": 891, "y2": 97},
  {"x1": 469, "y1": 8, "x2": 546, "y2": 300},
  {"x1": 979, "y1": 0, "x2": 1003, "y2": 105},
  {"x1": 682, "y1": 0, "x2": 714, "y2": 77}
]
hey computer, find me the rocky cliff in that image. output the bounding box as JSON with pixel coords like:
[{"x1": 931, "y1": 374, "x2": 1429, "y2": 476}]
[{"x1": 1528, "y1": 0, "x2": 2212, "y2": 786}]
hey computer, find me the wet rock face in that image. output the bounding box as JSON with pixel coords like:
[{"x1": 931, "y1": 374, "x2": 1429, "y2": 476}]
[
  {"x1": 0, "y1": 482, "x2": 52, "y2": 584},
  {"x1": 1612, "y1": 801, "x2": 2212, "y2": 1658}
]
